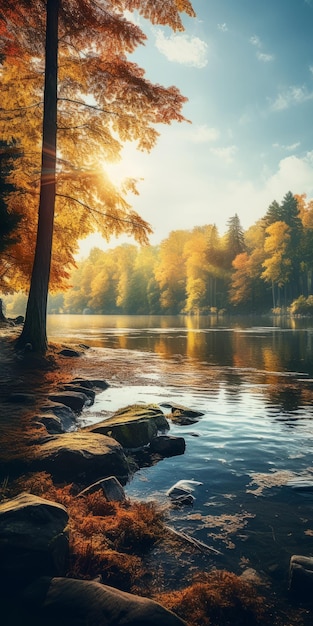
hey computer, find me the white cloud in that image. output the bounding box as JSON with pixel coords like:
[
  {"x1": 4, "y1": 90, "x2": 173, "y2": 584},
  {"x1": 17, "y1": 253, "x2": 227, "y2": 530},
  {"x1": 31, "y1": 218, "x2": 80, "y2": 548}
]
[
  {"x1": 189, "y1": 124, "x2": 220, "y2": 143},
  {"x1": 272, "y1": 141, "x2": 301, "y2": 152},
  {"x1": 270, "y1": 85, "x2": 313, "y2": 111},
  {"x1": 210, "y1": 145, "x2": 237, "y2": 164},
  {"x1": 249, "y1": 35, "x2": 273, "y2": 62},
  {"x1": 250, "y1": 35, "x2": 261, "y2": 47},
  {"x1": 155, "y1": 30, "x2": 208, "y2": 68},
  {"x1": 257, "y1": 51, "x2": 274, "y2": 62},
  {"x1": 217, "y1": 23, "x2": 228, "y2": 32}
]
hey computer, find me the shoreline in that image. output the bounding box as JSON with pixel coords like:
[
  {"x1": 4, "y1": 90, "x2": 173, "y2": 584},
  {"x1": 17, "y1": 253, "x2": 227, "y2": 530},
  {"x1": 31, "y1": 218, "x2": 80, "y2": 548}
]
[{"x1": 0, "y1": 331, "x2": 311, "y2": 625}]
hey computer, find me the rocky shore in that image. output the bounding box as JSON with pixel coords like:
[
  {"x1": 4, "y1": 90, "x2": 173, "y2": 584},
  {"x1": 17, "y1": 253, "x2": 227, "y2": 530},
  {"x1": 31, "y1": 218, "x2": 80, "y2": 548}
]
[{"x1": 0, "y1": 335, "x2": 311, "y2": 626}]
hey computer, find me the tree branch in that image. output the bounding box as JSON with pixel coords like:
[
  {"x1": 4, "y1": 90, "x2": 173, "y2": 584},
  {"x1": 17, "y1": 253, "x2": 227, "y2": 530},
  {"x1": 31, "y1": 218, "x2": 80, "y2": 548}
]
[
  {"x1": 0, "y1": 102, "x2": 43, "y2": 113},
  {"x1": 55, "y1": 192, "x2": 149, "y2": 230},
  {"x1": 58, "y1": 97, "x2": 111, "y2": 114}
]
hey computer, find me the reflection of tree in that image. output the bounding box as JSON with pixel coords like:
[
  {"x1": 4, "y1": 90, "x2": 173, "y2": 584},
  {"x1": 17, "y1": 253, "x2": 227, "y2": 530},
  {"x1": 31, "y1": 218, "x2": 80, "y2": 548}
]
[{"x1": 265, "y1": 384, "x2": 304, "y2": 418}]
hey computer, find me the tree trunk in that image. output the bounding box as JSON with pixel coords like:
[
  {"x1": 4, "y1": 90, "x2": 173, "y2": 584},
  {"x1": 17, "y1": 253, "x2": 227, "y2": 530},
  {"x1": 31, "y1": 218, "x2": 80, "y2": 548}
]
[{"x1": 16, "y1": 0, "x2": 59, "y2": 354}]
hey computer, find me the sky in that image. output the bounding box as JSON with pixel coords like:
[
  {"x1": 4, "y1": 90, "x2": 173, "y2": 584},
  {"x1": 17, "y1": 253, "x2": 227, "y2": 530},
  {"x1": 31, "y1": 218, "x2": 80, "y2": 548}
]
[{"x1": 78, "y1": 0, "x2": 313, "y2": 257}]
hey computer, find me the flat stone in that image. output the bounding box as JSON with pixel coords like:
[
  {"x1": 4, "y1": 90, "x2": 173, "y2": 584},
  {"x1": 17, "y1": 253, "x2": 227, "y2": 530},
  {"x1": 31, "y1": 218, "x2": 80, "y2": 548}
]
[
  {"x1": 32, "y1": 432, "x2": 129, "y2": 482},
  {"x1": 87, "y1": 404, "x2": 169, "y2": 449},
  {"x1": 160, "y1": 402, "x2": 204, "y2": 418},
  {"x1": 48, "y1": 391, "x2": 89, "y2": 412},
  {"x1": 61, "y1": 384, "x2": 96, "y2": 404},
  {"x1": 73, "y1": 377, "x2": 110, "y2": 390},
  {"x1": 58, "y1": 348, "x2": 81, "y2": 357}
]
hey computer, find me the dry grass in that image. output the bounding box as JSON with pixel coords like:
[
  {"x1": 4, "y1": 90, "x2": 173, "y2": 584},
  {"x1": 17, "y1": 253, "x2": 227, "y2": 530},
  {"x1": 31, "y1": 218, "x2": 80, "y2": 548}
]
[
  {"x1": 156, "y1": 570, "x2": 269, "y2": 626},
  {"x1": 8, "y1": 472, "x2": 164, "y2": 591}
]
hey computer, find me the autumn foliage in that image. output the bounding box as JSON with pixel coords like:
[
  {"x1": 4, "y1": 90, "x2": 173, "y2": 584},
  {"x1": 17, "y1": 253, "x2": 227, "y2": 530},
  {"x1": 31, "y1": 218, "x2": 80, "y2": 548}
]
[{"x1": 0, "y1": 0, "x2": 194, "y2": 305}]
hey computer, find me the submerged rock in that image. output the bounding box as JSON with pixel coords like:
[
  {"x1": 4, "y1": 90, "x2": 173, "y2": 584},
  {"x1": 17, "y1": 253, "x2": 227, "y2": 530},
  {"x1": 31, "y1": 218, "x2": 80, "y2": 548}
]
[
  {"x1": 149, "y1": 435, "x2": 186, "y2": 457},
  {"x1": 166, "y1": 480, "x2": 203, "y2": 506},
  {"x1": 161, "y1": 402, "x2": 204, "y2": 425}
]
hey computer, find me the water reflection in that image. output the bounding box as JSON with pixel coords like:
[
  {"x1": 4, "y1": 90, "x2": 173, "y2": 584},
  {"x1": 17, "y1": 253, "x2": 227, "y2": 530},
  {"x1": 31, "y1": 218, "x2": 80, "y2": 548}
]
[{"x1": 47, "y1": 314, "x2": 313, "y2": 418}]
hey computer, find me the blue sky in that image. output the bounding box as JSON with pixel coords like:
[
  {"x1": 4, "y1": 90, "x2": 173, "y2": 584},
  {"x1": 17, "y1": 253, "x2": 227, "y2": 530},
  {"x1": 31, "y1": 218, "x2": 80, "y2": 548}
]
[{"x1": 79, "y1": 0, "x2": 313, "y2": 255}]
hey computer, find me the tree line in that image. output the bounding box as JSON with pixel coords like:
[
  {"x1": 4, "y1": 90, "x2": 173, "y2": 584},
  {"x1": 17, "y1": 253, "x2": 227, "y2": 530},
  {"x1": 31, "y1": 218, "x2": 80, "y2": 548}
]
[{"x1": 6, "y1": 190, "x2": 311, "y2": 317}]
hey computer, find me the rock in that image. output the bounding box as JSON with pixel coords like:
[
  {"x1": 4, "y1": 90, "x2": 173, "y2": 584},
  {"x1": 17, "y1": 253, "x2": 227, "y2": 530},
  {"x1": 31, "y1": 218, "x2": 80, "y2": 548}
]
[
  {"x1": 33, "y1": 432, "x2": 129, "y2": 482},
  {"x1": 87, "y1": 404, "x2": 169, "y2": 449},
  {"x1": 23, "y1": 577, "x2": 187, "y2": 625},
  {"x1": 0, "y1": 493, "x2": 69, "y2": 589},
  {"x1": 160, "y1": 403, "x2": 204, "y2": 425},
  {"x1": 40, "y1": 401, "x2": 78, "y2": 431},
  {"x1": 37, "y1": 413, "x2": 64, "y2": 434},
  {"x1": 72, "y1": 377, "x2": 110, "y2": 390},
  {"x1": 61, "y1": 384, "x2": 96, "y2": 404},
  {"x1": 58, "y1": 348, "x2": 81, "y2": 357},
  {"x1": 149, "y1": 435, "x2": 186, "y2": 457},
  {"x1": 166, "y1": 480, "x2": 203, "y2": 506},
  {"x1": 77, "y1": 476, "x2": 126, "y2": 502},
  {"x1": 289, "y1": 555, "x2": 313, "y2": 597},
  {"x1": 161, "y1": 402, "x2": 204, "y2": 419},
  {"x1": 48, "y1": 391, "x2": 89, "y2": 412}
]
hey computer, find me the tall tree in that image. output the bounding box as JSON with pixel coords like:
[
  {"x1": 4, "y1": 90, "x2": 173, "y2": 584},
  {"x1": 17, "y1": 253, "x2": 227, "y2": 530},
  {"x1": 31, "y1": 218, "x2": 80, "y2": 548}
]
[
  {"x1": 225, "y1": 213, "x2": 246, "y2": 265},
  {"x1": 261, "y1": 221, "x2": 291, "y2": 308},
  {"x1": 154, "y1": 230, "x2": 189, "y2": 313},
  {"x1": 0, "y1": 0, "x2": 195, "y2": 353}
]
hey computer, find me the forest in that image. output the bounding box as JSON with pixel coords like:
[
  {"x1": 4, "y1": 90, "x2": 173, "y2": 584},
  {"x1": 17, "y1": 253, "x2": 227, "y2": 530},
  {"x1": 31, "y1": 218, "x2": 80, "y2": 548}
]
[{"x1": 4, "y1": 190, "x2": 313, "y2": 317}]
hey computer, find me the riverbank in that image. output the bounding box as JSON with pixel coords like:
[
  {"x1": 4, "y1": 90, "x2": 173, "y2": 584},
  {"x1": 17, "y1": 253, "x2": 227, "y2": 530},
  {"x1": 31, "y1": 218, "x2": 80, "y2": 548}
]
[{"x1": 0, "y1": 330, "x2": 311, "y2": 625}]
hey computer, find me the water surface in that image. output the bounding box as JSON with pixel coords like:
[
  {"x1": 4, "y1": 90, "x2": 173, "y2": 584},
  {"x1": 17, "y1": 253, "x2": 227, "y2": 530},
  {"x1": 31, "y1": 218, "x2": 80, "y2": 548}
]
[{"x1": 48, "y1": 314, "x2": 313, "y2": 605}]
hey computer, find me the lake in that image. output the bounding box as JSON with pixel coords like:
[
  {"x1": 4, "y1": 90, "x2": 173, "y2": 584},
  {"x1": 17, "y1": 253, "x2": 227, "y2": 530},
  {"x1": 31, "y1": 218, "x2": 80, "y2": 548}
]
[{"x1": 47, "y1": 313, "x2": 313, "y2": 611}]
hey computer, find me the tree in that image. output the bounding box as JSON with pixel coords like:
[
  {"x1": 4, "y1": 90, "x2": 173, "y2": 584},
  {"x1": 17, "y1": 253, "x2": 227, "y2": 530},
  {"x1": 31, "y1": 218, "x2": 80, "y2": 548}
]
[
  {"x1": 261, "y1": 221, "x2": 291, "y2": 308},
  {"x1": 0, "y1": 140, "x2": 22, "y2": 255},
  {"x1": 262, "y1": 200, "x2": 283, "y2": 227},
  {"x1": 0, "y1": 0, "x2": 195, "y2": 353},
  {"x1": 154, "y1": 230, "x2": 189, "y2": 313},
  {"x1": 225, "y1": 213, "x2": 246, "y2": 265}
]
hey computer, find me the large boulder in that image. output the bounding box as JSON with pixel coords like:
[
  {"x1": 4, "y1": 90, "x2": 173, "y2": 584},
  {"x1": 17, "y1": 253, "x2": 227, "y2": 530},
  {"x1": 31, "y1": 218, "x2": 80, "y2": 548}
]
[
  {"x1": 32, "y1": 432, "x2": 129, "y2": 482},
  {"x1": 87, "y1": 404, "x2": 169, "y2": 449},
  {"x1": 23, "y1": 577, "x2": 187, "y2": 625},
  {"x1": 0, "y1": 493, "x2": 69, "y2": 589}
]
